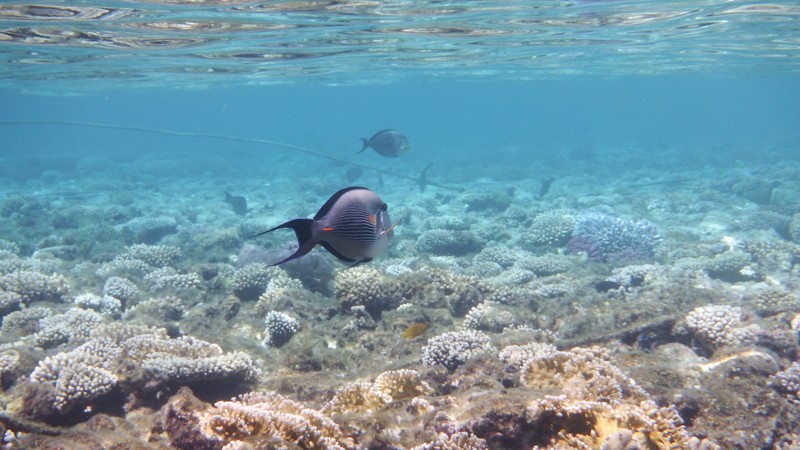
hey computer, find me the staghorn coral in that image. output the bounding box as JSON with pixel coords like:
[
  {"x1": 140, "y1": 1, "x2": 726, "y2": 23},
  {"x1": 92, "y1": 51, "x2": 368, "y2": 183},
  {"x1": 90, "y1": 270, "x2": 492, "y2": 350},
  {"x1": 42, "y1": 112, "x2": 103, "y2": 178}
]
[
  {"x1": 422, "y1": 330, "x2": 494, "y2": 372},
  {"x1": 682, "y1": 305, "x2": 758, "y2": 350},
  {"x1": 373, "y1": 369, "x2": 434, "y2": 401},
  {"x1": 194, "y1": 389, "x2": 355, "y2": 450},
  {"x1": 0, "y1": 270, "x2": 68, "y2": 304},
  {"x1": 791, "y1": 213, "x2": 800, "y2": 244},
  {"x1": 0, "y1": 239, "x2": 20, "y2": 255},
  {"x1": 743, "y1": 283, "x2": 800, "y2": 316},
  {"x1": 119, "y1": 216, "x2": 177, "y2": 244},
  {"x1": 29, "y1": 350, "x2": 118, "y2": 411},
  {"x1": 322, "y1": 381, "x2": 392, "y2": 415},
  {"x1": 335, "y1": 265, "x2": 404, "y2": 317},
  {"x1": 323, "y1": 369, "x2": 433, "y2": 416},
  {"x1": 73, "y1": 293, "x2": 122, "y2": 318},
  {"x1": 473, "y1": 247, "x2": 519, "y2": 268},
  {"x1": 29, "y1": 308, "x2": 105, "y2": 349},
  {"x1": 0, "y1": 288, "x2": 23, "y2": 317},
  {"x1": 457, "y1": 190, "x2": 512, "y2": 212},
  {"x1": 773, "y1": 361, "x2": 800, "y2": 406},
  {"x1": 124, "y1": 295, "x2": 184, "y2": 322},
  {"x1": 102, "y1": 276, "x2": 138, "y2": 306},
  {"x1": 523, "y1": 209, "x2": 576, "y2": 247},
  {"x1": 231, "y1": 263, "x2": 285, "y2": 301},
  {"x1": 117, "y1": 243, "x2": 181, "y2": 268},
  {"x1": 515, "y1": 253, "x2": 571, "y2": 277},
  {"x1": 411, "y1": 432, "x2": 488, "y2": 450},
  {"x1": 567, "y1": 212, "x2": 663, "y2": 263},
  {"x1": 417, "y1": 229, "x2": 483, "y2": 256},
  {"x1": 144, "y1": 267, "x2": 202, "y2": 290},
  {"x1": 498, "y1": 342, "x2": 559, "y2": 370},
  {"x1": 0, "y1": 349, "x2": 21, "y2": 388},
  {"x1": 25, "y1": 322, "x2": 259, "y2": 418},
  {"x1": 139, "y1": 336, "x2": 259, "y2": 384},
  {"x1": 262, "y1": 310, "x2": 300, "y2": 347},
  {"x1": 463, "y1": 302, "x2": 517, "y2": 332},
  {"x1": 518, "y1": 346, "x2": 697, "y2": 449}
]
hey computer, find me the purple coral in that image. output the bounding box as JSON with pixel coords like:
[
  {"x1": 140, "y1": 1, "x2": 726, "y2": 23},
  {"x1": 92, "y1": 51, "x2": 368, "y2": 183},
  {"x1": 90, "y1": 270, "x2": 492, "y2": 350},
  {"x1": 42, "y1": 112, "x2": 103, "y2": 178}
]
[{"x1": 566, "y1": 212, "x2": 662, "y2": 263}]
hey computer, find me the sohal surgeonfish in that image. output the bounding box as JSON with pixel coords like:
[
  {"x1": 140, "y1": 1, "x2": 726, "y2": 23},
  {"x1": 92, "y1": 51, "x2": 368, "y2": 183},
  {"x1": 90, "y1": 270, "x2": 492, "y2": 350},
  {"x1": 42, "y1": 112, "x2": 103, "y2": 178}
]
[
  {"x1": 249, "y1": 187, "x2": 397, "y2": 266},
  {"x1": 357, "y1": 129, "x2": 410, "y2": 157}
]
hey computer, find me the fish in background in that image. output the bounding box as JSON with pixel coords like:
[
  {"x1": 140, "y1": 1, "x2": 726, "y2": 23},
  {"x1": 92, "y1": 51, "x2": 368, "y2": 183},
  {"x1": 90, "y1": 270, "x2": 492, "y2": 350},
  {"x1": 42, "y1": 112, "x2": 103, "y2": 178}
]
[
  {"x1": 248, "y1": 186, "x2": 398, "y2": 265},
  {"x1": 538, "y1": 177, "x2": 555, "y2": 199},
  {"x1": 357, "y1": 129, "x2": 410, "y2": 157},
  {"x1": 344, "y1": 166, "x2": 364, "y2": 183},
  {"x1": 224, "y1": 192, "x2": 248, "y2": 216}
]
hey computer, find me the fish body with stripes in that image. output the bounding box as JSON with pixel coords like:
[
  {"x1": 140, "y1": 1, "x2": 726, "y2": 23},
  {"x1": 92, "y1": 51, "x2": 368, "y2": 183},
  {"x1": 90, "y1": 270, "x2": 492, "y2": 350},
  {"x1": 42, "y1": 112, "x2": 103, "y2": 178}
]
[{"x1": 249, "y1": 187, "x2": 397, "y2": 266}]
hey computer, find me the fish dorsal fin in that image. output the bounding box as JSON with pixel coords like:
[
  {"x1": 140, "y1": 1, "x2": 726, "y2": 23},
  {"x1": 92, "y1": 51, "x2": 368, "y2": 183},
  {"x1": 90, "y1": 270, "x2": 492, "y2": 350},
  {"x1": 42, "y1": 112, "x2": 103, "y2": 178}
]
[{"x1": 314, "y1": 186, "x2": 369, "y2": 220}]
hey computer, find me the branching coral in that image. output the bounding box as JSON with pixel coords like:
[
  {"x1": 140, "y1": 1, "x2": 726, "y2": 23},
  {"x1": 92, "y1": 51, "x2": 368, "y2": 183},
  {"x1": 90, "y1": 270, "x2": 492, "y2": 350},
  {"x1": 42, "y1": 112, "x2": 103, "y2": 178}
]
[
  {"x1": 197, "y1": 390, "x2": 356, "y2": 450},
  {"x1": 422, "y1": 330, "x2": 494, "y2": 372},
  {"x1": 683, "y1": 305, "x2": 759, "y2": 350},
  {"x1": 25, "y1": 322, "x2": 259, "y2": 417},
  {"x1": 262, "y1": 310, "x2": 300, "y2": 347},
  {"x1": 567, "y1": 212, "x2": 662, "y2": 263},
  {"x1": 0, "y1": 270, "x2": 68, "y2": 304}
]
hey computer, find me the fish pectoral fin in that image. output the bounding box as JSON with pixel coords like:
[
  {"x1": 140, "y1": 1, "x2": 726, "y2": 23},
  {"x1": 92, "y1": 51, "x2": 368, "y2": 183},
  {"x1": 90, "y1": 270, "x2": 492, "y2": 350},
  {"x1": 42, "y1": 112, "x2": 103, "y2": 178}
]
[{"x1": 379, "y1": 216, "x2": 405, "y2": 237}]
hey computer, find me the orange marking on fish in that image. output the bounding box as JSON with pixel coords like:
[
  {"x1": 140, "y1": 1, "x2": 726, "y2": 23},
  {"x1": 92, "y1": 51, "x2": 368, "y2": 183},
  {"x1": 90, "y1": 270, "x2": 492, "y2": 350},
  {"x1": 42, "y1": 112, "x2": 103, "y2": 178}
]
[
  {"x1": 368, "y1": 214, "x2": 376, "y2": 225},
  {"x1": 322, "y1": 227, "x2": 334, "y2": 232}
]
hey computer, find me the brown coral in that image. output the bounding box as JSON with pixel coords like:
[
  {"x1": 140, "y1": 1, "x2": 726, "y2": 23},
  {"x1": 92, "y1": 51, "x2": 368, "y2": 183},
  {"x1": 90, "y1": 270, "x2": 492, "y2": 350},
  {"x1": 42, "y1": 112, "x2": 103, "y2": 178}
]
[{"x1": 199, "y1": 390, "x2": 355, "y2": 450}]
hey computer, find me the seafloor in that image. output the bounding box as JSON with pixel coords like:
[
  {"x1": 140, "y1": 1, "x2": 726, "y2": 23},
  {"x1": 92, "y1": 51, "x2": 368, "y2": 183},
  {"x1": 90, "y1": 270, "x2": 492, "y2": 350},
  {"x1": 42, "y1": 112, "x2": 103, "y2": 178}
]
[{"x1": 0, "y1": 149, "x2": 799, "y2": 450}]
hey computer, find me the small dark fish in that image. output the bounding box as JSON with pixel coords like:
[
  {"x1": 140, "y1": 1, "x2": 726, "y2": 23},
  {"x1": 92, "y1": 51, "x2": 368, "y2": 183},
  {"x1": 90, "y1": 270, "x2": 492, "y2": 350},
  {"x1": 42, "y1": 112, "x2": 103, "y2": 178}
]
[
  {"x1": 538, "y1": 177, "x2": 555, "y2": 199},
  {"x1": 224, "y1": 192, "x2": 248, "y2": 216},
  {"x1": 357, "y1": 129, "x2": 410, "y2": 157},
  {"x1": 248, "y1": 186, "x2": 397, "y2": 265},
  {"x1": 418, "y1": 162, "x2": 433, "y2": 192},
  {"x1": 594, "y1": 280, "x2": 621, "y2": 293},
  {"x1": 344, "y1": 167, "x2": 364, "y2": 183}
]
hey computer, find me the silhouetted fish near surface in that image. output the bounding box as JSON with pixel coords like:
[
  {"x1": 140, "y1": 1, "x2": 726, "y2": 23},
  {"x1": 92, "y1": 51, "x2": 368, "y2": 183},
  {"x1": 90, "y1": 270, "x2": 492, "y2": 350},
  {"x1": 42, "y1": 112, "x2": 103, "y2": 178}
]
[
  {"x1": 358, "y1": 129, "x2": 410, "y2": 157},
  {"x1": 248, "y1": 186, "x2": 398, "y2": 265},
  {"x1": 224, "y1": 192, "x2": 248, "y2": 216}
]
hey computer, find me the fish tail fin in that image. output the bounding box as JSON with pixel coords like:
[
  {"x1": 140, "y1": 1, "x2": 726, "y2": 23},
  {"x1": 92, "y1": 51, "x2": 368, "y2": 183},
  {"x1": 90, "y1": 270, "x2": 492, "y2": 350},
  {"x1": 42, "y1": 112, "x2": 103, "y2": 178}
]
[
  {"x1": 356, "y1": 138, "x2": 369, "y2": 154},
  {"x1": 247, "y1": 218, "x2": 317, "y2": 265}
]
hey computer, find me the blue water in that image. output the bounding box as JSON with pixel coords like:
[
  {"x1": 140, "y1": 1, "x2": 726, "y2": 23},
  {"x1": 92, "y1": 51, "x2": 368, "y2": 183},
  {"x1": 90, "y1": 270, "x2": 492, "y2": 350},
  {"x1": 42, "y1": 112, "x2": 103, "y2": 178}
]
[{"x1": 3, "y1": 78, "x2": 799, "y2": 181}]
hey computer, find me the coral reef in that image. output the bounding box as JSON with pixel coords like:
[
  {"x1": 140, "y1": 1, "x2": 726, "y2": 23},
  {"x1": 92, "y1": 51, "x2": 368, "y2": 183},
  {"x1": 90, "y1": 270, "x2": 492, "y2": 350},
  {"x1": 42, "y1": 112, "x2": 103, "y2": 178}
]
[
  {"x1": 119, "y1": 216, "x2": 178, "y2": 244},
  {"x1": 457, "y1": 191, "x2": 512, "y2": 212},
  {"x1": 0, "y1": 270, "x2": 68, "y2": 304},
  {"x1": 73, "y1": 293, "x2": 122, "y2": 318},
  {"x1": 164, "y1": 387, "x2": 356, "y2": 450},
  {"x1": 262, "y1": 310, "x2": 300, "y2": 347},
  {"x1": 23, "y1": 321, "x2": 259, "y2": 420},
  {"x1": 567, "y1": 212, "x2": 663, "y2": 263},
  {"x1": 681, "y1": 305, "x2": 757, "y2": 350},
  {"x1": 422, "y1": 330, "x2": 494, "y2": 371},
  {"x1": 231, "y1": 263, "x2": 285, "y2": 301},
  {"x1": 416, "y1": 229, "x2": 483, "y2": 256},
  {"x1": 773, "y1": 361, "x2": 800, "y2": 406},
  {"x1": 523, "y1": 209, "x2": 575, "y2": 247}
]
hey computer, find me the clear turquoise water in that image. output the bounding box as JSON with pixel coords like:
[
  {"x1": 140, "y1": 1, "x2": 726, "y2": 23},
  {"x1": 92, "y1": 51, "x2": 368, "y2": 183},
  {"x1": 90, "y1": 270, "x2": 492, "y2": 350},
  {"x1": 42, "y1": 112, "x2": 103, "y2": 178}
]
[{"x1": 1, "y1": 1, "x2": 798, "y2": 175}]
